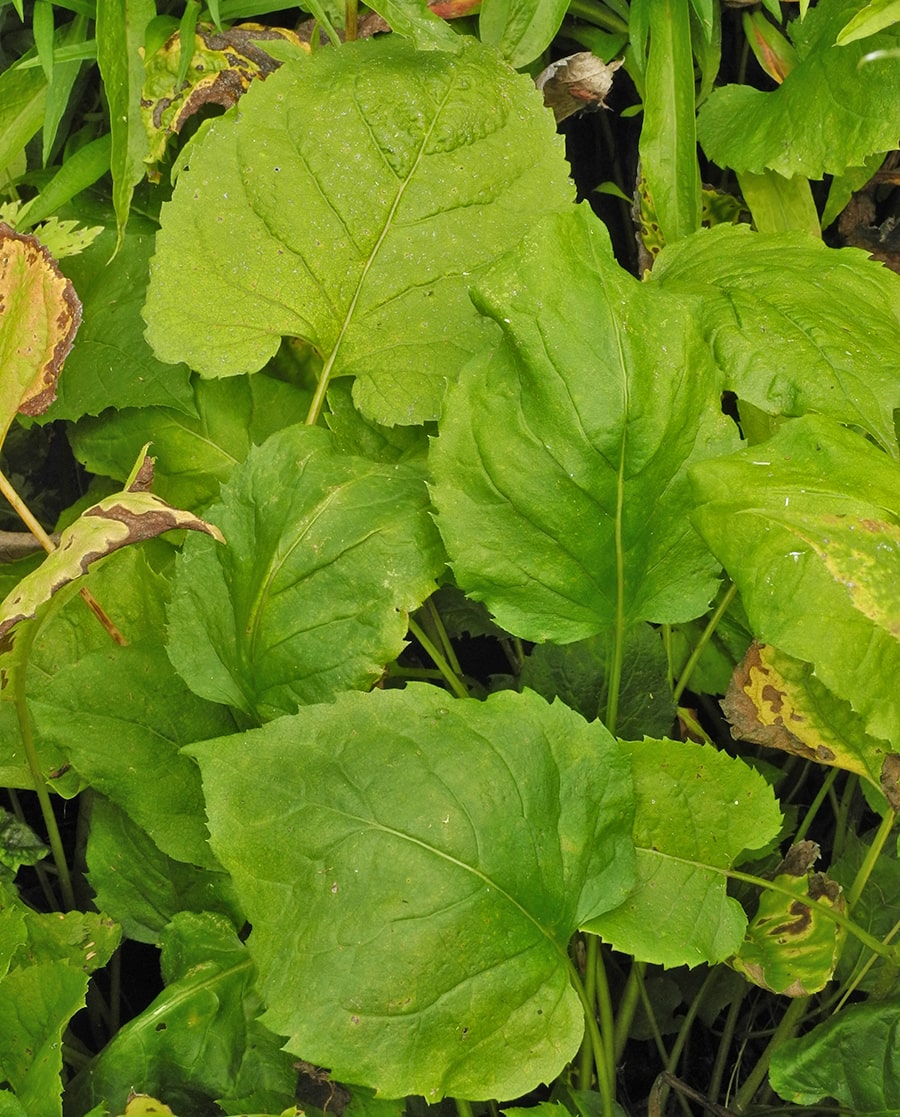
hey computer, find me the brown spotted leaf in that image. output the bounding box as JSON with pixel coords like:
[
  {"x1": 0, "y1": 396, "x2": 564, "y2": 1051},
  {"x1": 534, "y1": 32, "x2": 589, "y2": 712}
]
[
  {"x1": 0, "y1": 484, "x2": 224, "y2": 644},
  {"x1": 0, "y1": 223, "x2": 81, "y2": 444},
  {"x1": 724, "y1": 642, "x2": 892, "y2": 799},
  {"x1": 730, "y1": 865, "x2": 846, "y2": 997}
]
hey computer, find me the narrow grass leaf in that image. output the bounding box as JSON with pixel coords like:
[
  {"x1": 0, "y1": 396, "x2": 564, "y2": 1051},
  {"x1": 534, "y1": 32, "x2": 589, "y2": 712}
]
[
  {"x1": 638, "y1": 0, "x2": 701, "y2": 244},
  {"x1": 96, "y1": 0, "x2": 155, "y2": 250}
]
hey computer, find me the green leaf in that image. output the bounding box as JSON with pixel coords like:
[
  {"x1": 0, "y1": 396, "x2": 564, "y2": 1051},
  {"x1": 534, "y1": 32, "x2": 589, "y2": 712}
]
[
  {"x1": 520, "y1": 624, "x2": 676, "y2": 739},
  {"x1": 0, "y1": 905, "x2": 119, "y2": 1117},
  {"x1": 0, "y1": 961, "x2": 90, "y2": 1117},
  {"x1": 16, "y1": 134, "x2": 111, "y2": 230},
  {"x1": 47, "y1": 208, "x2": 195, "y2": 421},
  {"x1": 689, "y1": 414, "x2": 900, "y2": 743},
  {"x1": 697, "y1": 0, "x2": 900, "y2": 177},
  {"x1": 96, "y1": 0, "x2": 155, "y2": 250},
  {"x1": 29, "y1": 642, "x2": 235, "y2": 867},
  {"x1": 366, "y1": 0, "x2": 463, "y2": 51},
  {"x1": 736, "y1": 168, "x2": 820, "y2": 235},
  {"x1": 0, "y1": 808, "x2": 48, "y2": 874},
  {"x1": 325, "y1": 379, "x2": 430, "y2": 465},
  {"x1": 638, "y1": 0, "x2": 701, "y2": 244},
  {"x1": 0, "y1": 64, "x2": 47, "y2": 179},
  {"x1": 479, "y1": 0, "x2": 570, "y2": 67},
  {"x1": 430, "y1": 206, "x2": 738, "y2": 645},
  {"x1": 770, "y1": 996, "x2": 900, "y2": 1111},
  {"x1": 730, "y1": 862, "x2": 845, "y2": 995},
  {"x1": 837, "y1": 0, "x2": 900, "y2": 44},
  {"x1": 651, "y1": 225, "x2": 900, "y2": 455},
  {"x1": 191, "y1": 685, "x2": 636, "y2": 1100},
  {"x1": 166, "y1": 424, "x2": 445, "y2": 720},
  {"x1": 67, "y1": 912, "x2": 297, "y2": 1117},
  {"x1": 0, "y1": 483, "x2": 223, "y2": 645},
  {"x1": 144, "y1": 37, "x2": 573, "y2": 426},
  {"x1": 585, "y1": 738, "x2": 782, "y2": 967},
  {"x1": 832, "y1": 831, "x2": 900, "y2": 995},
  {"x1": 70, "y1": 374, "x2": 312, "y2": 511},
  {"x1": 86, "y1": 797, "x2": 242, "y2": 944}
]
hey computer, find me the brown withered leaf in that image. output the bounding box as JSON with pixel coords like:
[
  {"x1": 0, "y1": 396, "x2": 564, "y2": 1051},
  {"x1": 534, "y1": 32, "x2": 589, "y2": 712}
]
[
  {"x1": 0, "y1": 223, "x2": 81, "y2": 443},
  {"x1": 0, "y1": 488, "x2": 224, "y2": 646},
  {"x1": 535, "y1": 52, "x2": 623, "y2": 124}
]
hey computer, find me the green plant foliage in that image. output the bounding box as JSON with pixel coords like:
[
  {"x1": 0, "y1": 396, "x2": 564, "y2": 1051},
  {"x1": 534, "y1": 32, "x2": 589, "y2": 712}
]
[
  {"x1": 167, "y1": 424, "x2": 445, "y2": 720},
  {"x1": 191, "y1": 685, "x2": 636, "y2": 1101},
  {"x1": 690, "y1": 414, "x2": 900, "y2": 743},
  {"x1": 430, "y1": 205, "x2": 738, "y2": 645},
  {"x1": 29, "y1": 642, "x2": 235, "y2": 867},
  {"x1": 86, "y1": 798, "x2": 243, "y2": 945},
  {"x1": 49, "y1": 209, "x2": 195, "y2": 421},
  {"x1": 70, "y1": 373, "x2": 313, "y2": 511},
  {"x1": 651, "y1": 225, "x2": 900, "y2": 454},
  {"x1": 584, "y1": 738, "x2": 782, "y2": 967},
  {"x1": 697, "y1": 0, "x2": 900, "y2": 177},
  {"x1": 0, "y1": 889, "x2": 119, "y2": 1117},
  {"x1": 769, "y1": 996, "x2": 900, "y2": 1111},
  {"x1": 143, "y1": 36, "x2": 573, "y2": 425},
  {"x1": 479, "y1": 0, "x2": 570, "y2": 68},
  {"x1": 67, "y1": 912, "x2": 297, "y2": 1117},
  {"x1": 520, "y1": 624, "x2": 676, "y2": 739}
]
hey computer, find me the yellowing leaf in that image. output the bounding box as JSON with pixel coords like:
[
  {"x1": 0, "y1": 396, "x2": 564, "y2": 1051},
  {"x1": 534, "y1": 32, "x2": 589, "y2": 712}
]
[
  {"x1": 0, "y1": 223, "x2": 81, "y2": 446},
  {"x1": 731, "y1": 849, "x2": 846, "y2": 996},
  {"x1": 723, "y1": 642, "x2": 893, "y2": 798},
  {"x1": 0, "y1": 481, "x2": 224, "y2": 645},
  {"x1": 141, "y1": 23, "x2": 309, "y2": 179}
]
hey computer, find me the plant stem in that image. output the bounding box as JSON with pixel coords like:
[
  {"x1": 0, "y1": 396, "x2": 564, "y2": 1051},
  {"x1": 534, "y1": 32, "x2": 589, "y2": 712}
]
[
  {"x1": 793, "y1": 766, "x2": 839, "y2": 843},
  {"x1": 706, "y1": 979, "x2": 746, "y2": 1105},
  {"x1": 568, "y1": 950, "x2": 616, "y2": 1115},
  {"x1": 847, "y1": 807, "x2": 895, "y2": 910},
  {"x1": 455, "y1": 1099, "x2": 475, "y2": 1117},
  {"x1": 613, "y1": 960, "x2": 644, "y2": 1062},
  {"x1": 13, "y1": 635, "x2": 75, "y2": 910},
  {"x1": 407, "y1": 618, "x2": 469, "y2": 699},
  {"x1": 577, "y1": 935, "x2": 598, "y2": 1089},
  {"x1": 673, "y1": 581, "x2": 737, "y2": 703},
  {"x1": 732, "y1": 996, "x2": 808, "y2": 1112}
]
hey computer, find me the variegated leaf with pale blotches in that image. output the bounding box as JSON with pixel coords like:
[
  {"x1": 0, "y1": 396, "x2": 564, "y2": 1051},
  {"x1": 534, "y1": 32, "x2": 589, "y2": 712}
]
[
  {"x1": 0, "y1": 223, "x2": 81, "y2": 445},
  {"x1": 0, "y1": 477, "x2": 224, "y2": 645}
]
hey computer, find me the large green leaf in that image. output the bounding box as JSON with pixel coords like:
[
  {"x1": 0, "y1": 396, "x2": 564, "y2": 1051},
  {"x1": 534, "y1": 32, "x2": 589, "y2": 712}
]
[
  {"x1": 96, "y1": 0, "x2": 154, "y2": 248},
  {"x1": 479, "y1": 0, "x2": 570, "y2": 68},
  {"x1": 29, "y1": 642, "x2": 235, "y2": 868},
  {"x1": 430, "y1": 205, "x2": 738, "y2": 645},
  {"x1": 690, "y1": 414, "x2": 900, "y2": 744},
  {"x1": 697, "y1": 0, "x2": 900, "y2": 177},
  {"x1": 143, "y1": 37, "x2": 573, "y2": 426},
  {"x1": 191, "y1": 685, "x2": 636, "y2": 1100},
  {"x1": 651, "y1": 225, "x2": 900, "y2": 455},
  {"x1": 70, "y1": 373, "x2": 312, "y2": 511},
  {"x1": 585, "y1": 738, "x2": 782, "y2": 967},
  {"x1": 832, "y1": 831, "x2": 900, "y2": 995},
  {"x1": 770, "y1": 997, "x2": 900, "y2": 1113},
  {"x1": 67, "y1": 912, "x2": 297, "y2": 1117},
  {"x1": 166, "y1": 424, "x2": 445, "y2": 720}
]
